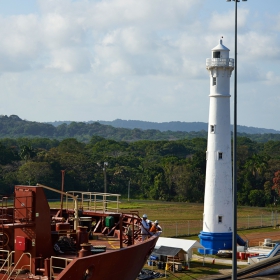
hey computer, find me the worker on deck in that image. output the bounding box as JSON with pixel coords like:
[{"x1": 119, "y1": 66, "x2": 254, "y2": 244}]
[
  {"x1": 150, "y1": 220, "x2": 162, "y2": 235},
  {"x1": 125, "y1": 224, "x2": 133, "y2": 246},
  {"x1": 147, "y1": 219, "x2": 152, "y2": 229},
  {"x1": 141, "y1": 214, "x2": 150, "y2": 241}
]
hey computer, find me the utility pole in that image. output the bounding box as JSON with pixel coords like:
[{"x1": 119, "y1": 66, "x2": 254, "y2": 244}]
[{"x1": 128, "y1": 179, "x2": 130, "y2": 202}]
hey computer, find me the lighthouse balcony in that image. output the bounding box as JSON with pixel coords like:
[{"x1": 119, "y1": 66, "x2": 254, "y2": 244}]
[{"x1": 206, "y1": 58, "x2": 234, "y2": 69}]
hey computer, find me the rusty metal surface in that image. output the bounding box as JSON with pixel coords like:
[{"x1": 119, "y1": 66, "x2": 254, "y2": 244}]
[{"x1": 56, "y1": 235, "x2": 159, "y2": 280}]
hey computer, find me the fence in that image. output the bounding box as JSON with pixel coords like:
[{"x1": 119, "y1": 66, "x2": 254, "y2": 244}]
[{"x1": 160, "y1": 212, "x2": 279, "y2": 238}]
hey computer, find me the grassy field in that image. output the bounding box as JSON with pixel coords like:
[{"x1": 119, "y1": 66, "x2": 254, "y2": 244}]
[
  {"x1": 121, "y1": 200, "x2": 204, "y2": 221},
  {"x1": 119, "y1": 199, "x2": 274, "y2": 221}
]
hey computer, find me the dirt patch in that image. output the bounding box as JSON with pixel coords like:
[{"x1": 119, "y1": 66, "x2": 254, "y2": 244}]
[{"x1": 238, "y1": 229, "x2": 280, "y2": 246}]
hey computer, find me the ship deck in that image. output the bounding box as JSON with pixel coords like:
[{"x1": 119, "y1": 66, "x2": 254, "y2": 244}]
[{"x1": 0, "y1": 186, "x2": 150, "y2": 280}]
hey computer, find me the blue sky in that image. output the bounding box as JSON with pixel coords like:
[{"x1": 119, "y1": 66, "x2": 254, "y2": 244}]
[
  {"x1": 0, "y1": 0, "x2": 280, "y2": 131},
  {"x1": 0, "y1": 0, "x2": 37, "y2": 15}
]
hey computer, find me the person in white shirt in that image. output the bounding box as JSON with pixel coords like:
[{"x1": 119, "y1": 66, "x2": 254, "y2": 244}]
[{"x1": 141, "y1": 214, "x2": 150, "y2": 241}]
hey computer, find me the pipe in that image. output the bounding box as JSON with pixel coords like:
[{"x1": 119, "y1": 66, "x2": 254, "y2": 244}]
[{"x1": 60, "y1": 170, "x2": 65, "y2": 217}]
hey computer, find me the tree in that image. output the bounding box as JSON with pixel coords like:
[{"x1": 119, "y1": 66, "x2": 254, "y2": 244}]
[
  {"x1": 264, "y1": 181, "x2": 273, "y2": 205},
  {"x1": 248, "y1": 190, "x2": 266, "y2": 207},
  {"x1": 244, "y1": 154, "x2": 268, "y2": 180},
  {"x1": 57, "y1": 138, "x2": 85, "y2": 154},
  {"x1": 19, "y1": 145, "x2": 36, "y2": 162},
  {"x1": 241, "y1": 154, "x2": 268, "y2": 202},
  {"x1": 272, "y1": 170, "x2": 280, "y2": 196},
  {"x1": 0, "y1": 143, "x2": 19, "y2": 164},
  {"x1": 17, "y1": 162, "x2": 53, "y2": 185},
  {"x1": 151, "y1": 173, "x2": 168, "y2": 200}
]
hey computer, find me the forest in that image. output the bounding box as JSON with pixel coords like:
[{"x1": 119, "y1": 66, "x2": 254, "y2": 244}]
[{"x1": 0, "y1": 135, "x2": 280, "y2": 207}]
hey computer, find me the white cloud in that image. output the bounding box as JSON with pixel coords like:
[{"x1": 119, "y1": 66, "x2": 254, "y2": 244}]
[
  {"x1": 41, "y1": 13, "x2": 80, "y2": 49},
  {"x1": 86, "y1": 0, "x2": 200, "y2": 30},
  {"x1": 239, "y1": 31, "x2": 280, "y2": 61},
  {"x1": 0, "y1": 15, "x2": 40, "y2": 71},
  {"x1": 47, "y1": 48, "x2": 91, "y2": 72},
  {"x1": 0, "y1": 0, "x2": 279, "y2": 130},
  {"x1": 209, "y1": 9, "x2": 249, "y2": 31},
  {"x1": 265, "y1": 71, "x2": 280, "y2": 85}
]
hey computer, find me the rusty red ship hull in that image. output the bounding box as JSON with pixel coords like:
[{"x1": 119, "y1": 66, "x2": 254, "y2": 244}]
[{"x1": 55, "y1": 236, "x2": 158, "y2": 280}]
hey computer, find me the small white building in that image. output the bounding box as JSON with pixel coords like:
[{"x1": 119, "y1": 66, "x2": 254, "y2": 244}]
[{"x1": 154, "y1": 237, "x2": 205, "y2": 265}]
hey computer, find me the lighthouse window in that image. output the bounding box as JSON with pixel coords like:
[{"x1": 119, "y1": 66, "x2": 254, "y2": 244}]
[
  {"x1": 213, "y1": 77, "x2": 216, "y2": 86},
  {"x1": 213, "y1": 51, "x2": 220, "y2": 58},
  {"x1": 218, "y1": 152, "x2": 223, "y2": 160},
  {"x1": 210, "y1": 125, "x2": 215, "y2": 133},
  {"x1": 218, "y1": 216, "x2": 223, "y2": 223}
]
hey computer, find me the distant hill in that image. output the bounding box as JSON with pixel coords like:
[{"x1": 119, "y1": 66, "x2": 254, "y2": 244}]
[
  {"x1": 1, "y1": 115, "x2": 280, "y2": 142},
  {"x1": 48, "y1": 119, "x2": 280, "y2": 134},
  {"x1": 0, "y1": 115, "x2": 205, "y2": 141}
]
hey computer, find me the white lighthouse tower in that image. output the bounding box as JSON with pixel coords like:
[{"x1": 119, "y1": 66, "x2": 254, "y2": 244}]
[{"x1": 199, "y1": 38, "x2": 234, "y2": 254}]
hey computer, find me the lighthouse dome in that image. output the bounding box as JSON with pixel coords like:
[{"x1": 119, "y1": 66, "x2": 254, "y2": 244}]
[{"x1": 212, "y1": 38, "x2": 229, "y2": 59}]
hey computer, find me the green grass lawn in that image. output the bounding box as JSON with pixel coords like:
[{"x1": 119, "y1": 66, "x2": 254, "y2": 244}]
[{"x1": 122, "y1": 200, "x2": 275, "y2": 221}]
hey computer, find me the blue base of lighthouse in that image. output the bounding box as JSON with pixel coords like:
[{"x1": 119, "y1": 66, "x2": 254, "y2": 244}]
[{"x1": 198, "y1": 231, "x2": 232, "y2": 254}]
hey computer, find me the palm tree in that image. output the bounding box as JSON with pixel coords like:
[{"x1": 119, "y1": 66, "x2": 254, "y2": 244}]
[
  {"x1": 244, "y1": 154, "x2": 268, "y2": 180},
  {"x1": 19, "y1": 145, "x2": 36, "y2": 162}
]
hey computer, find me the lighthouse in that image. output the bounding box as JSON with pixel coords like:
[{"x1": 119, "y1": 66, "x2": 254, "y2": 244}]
[{"x1": 199, "y1": 38, "x2": 234, "y2": 254}]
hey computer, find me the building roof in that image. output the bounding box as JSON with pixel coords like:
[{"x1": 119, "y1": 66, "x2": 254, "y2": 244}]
[
  {"x1": 155, "y1": 237, "x2": 205, "y2": 253},
  {"x1": 154, "y1": 246, "x2": 185, "y2": 256},
  {"x1": 212, "y1": 39, "x2": 230, "y2": 51}
]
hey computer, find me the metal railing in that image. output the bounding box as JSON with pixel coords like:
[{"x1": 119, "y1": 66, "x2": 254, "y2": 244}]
[
  {"x1": 50, "y1": 256, "x2": 72, "y2": 279},
  {"x1": 0, "y1": 250, "x2": 12, "y2": 275},
  {"x1": 0, "y1": 251, "x2": 31, "y2": 279},
  {"x1": 66, "y1": 191, "x2": 121, "y2": 213},
  {"x1": 206, "y1": 58, "x2": 234, "y2": 68}
]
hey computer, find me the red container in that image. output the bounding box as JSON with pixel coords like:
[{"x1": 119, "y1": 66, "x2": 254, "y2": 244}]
[{"x1": 15, "y1": 236, "x2": 27, "y2": 251}]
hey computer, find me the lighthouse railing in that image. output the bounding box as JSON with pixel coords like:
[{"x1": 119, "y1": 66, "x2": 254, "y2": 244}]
[{"x1": 206, "y1": 58, "x2": 234, "y2": 68}]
